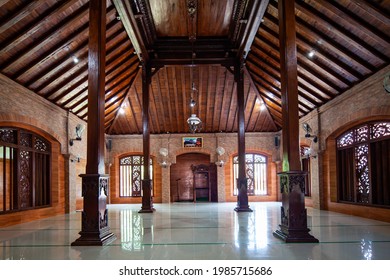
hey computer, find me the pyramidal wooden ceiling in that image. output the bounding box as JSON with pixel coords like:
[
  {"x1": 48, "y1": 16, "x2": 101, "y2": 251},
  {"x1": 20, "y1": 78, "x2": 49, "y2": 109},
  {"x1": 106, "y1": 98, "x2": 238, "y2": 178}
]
[{"x1": 0, "y1": 0, "x2": 389, "y2": 135}]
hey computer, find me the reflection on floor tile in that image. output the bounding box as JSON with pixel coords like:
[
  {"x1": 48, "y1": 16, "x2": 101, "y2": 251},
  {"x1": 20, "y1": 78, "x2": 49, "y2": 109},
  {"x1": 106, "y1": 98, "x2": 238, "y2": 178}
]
[{"x1": 1, "y1": 202, "x2": 389, "y2": 260}]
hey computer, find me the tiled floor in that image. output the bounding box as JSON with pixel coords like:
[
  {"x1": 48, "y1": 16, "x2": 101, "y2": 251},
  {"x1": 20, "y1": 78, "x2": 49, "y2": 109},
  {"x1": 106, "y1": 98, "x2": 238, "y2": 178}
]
[{"x1": 1, "y1": 202, "x2": 390, "y2": 260}]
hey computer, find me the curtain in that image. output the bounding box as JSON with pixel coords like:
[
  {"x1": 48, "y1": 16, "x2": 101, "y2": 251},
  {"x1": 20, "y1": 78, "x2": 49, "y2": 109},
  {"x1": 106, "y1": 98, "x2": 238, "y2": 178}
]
[
  {"x1": 370, "y1": 139, "x2": 390, "y2": 206},
  {"x1": 337, "y1": 148, "x2": 355, "y2": 202}
]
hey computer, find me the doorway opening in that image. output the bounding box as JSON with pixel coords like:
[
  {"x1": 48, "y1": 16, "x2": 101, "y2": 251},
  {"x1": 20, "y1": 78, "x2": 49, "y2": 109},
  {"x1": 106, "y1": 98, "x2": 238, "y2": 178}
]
[{"x1": 170, "y1": 153, "x2": 217, "y2": 202}]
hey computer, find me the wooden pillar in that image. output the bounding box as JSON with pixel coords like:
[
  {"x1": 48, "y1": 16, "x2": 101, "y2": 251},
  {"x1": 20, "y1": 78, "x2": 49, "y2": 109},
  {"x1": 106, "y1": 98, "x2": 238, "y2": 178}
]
[
  {"x1": 139, "y1": 62, "x2": 154, "y2": 213},
  {"x1": 234, "y1": 57, "x2": 252, "y2": 212},
  {"x1": 273, "y1": 0, "x2": 318, "y2": 243},
  {"x1": 72, "y1": 0, "x2": 116, "y2": 246}
]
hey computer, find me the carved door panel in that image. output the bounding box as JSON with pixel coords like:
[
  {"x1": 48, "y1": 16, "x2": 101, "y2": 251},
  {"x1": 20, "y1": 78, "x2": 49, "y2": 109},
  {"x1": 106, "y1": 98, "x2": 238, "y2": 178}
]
[
  {"x1": 170, "y1": 153, "x2": 213, "y2": 202},
  {"x1": 194, "y1": 172, "x2": 209, "y2": 201},
  {"x1": 192, "y1": 164, "x2": 210, "y2": 202}
]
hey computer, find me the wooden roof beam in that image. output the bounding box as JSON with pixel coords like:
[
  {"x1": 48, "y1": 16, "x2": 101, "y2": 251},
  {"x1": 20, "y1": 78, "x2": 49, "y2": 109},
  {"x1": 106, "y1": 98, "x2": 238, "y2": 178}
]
[
  {"x1": 235, "y1": 0, "x2": 270, "y2": 59},
  {"x1": 0, "y1": 1, "x2": 46, "y2": 35},
  {"x1": 0, "y1": 0, "x2": 79, "y2": 57},
  {"x1": 112, "y1": 0, "x2": 151, "y2": 62},
  {"x1": 320, "y1": 0, "x2": 390, "y2": 49},
  {"x1": 294, "y1": 0, "x2": 389, "y2": 63},
  {"x1": 351, "y1": 0, "x2": 390, "y2": 26},
  {"x1": 244, "y1": 67, "x2": 278, "y2": 131},
  {"x1": 0, "y1": 0, "x2": 87, "y2": 69},
  {"x1": 257, "y1": 30, "x2": 340, "y2": 98}
]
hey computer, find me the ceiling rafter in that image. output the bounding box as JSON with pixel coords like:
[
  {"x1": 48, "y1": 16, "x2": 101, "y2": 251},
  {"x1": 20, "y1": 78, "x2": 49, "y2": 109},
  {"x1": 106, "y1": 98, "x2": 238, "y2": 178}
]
[
  {"x1": 244, "y1": 67, "x2": 277, "y2": 130},
  {"x1": 350, "y1": 0, "x2": 390, "y2": 26},
  {"x1": 0, "y1": 0, "x2": 83, "y2": 62},
  {"x1": 259, "y1": 23, "x2": 343, "y2": 97},
  {"x1": 318, "y1": 0, "x2": 390, "y2": 49},
  {"x1": 216, "y1": 67, "x2": 229, "y2": 132},
  {"x1": 52, "y1": 34, "x2": 136, "y2": 110},
  {"x1": 260, "y1": 29, "x2": 337, "y2": 101},
  {"x1": 0, "y1": 1, "x2": 47, "y2": 35},
  {"x1": 153, "y1": 69, "x2": 169, "y2": 133},
  {"x1": 246, "y1": 53, "x2": 317, "y2": 110},
  {"x1": 1, "y1": 3, "x2": 90, "y2": 73},
  {"x1": 170, "y1": 67, "x2": 181, "y2": 132},
  {"x1": 106, "y1": 86, "x2": 132, "y2": 133},
  {"x1": 294, "y1": 0, "x2": 389, "y2": 63},
  {"x1": 12, "y1": 21, "x2": 89, "y2": 81},
  {"x1": 0, "y1": 0, "x2": 388, "y2": 135},
  {"x1": 159, "y1": 68, "x2": 178, "y2": 131},
  {"x1": 263, "y1": 11, "x2": 358, "y2": 86},
  {"x1": 211, "y1": 67, "x2": 223, "y2": 131}
]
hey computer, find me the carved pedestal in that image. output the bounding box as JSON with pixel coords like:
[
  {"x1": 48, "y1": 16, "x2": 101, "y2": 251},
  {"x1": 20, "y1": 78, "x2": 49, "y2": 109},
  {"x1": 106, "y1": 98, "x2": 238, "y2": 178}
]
[
  {"x1": 234, "y1": 178, "x2": 253, "y2": 212},
  {"x1": 71, "y1": 174, "x2": 116, "y2": 246},
  {"x1": 273, "y1": 171, "x2": 318, "y2": 243},
  {"x1": 139, "y1": 179, "x2": 155, "y2": 213}
]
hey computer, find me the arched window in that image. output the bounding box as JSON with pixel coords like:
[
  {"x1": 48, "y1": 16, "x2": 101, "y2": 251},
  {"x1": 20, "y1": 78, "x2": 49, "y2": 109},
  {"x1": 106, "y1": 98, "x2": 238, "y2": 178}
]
[
  {"x1": 337, "y1": 121, "x2": 390, "y2": 206},
  {"x1": 119, "y1": 155, "x2": 153, "y2": 197},
  {"x1": 233, "y1": 153, "x2": 267, "y2": 196},
  {"x1": 0, "y1": 127, "x2": 51, "y2": 213}
]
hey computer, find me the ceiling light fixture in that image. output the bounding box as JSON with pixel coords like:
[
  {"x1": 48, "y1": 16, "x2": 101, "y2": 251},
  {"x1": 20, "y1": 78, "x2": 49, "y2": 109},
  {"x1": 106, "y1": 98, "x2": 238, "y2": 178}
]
[
  {"x1": 186, "y1": 1, "x2": 202, "y2": 133},
  {"x1": 187, "y1": 114, "x2": 202, "y2": 133},
  {"x1": 189, "y1": 82, "x2": 197, "y2": 107}
]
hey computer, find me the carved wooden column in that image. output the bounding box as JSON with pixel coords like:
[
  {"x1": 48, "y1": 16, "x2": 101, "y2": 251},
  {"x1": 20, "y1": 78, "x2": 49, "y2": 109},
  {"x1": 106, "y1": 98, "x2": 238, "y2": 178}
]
[
  {"x1": 139, "y1": 62, "x2": 154, "y2": 213},
  {"x1": 273, "y1": 0, "x2": 318, "y2": 242},
  {"x1": 72, "y1": 0, "x2": 115, "y2": 246},
  {"x1": 234, "y1": 58, "x2": 252, "y2": 212}
]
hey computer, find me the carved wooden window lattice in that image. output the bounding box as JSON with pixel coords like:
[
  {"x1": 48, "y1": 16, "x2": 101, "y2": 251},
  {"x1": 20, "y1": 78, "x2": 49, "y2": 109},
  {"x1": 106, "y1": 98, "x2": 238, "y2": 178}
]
[
  {"x1": 337, "y1": 121, "x2": 390, "y2": 206},
  {"x1": 0, "y1": 127, "x2": 51, "y2": 213},
  {"x1": 119, "y1": 155, "x2": 153, "y2": 197},
  {"x1": 233, "y1": 153, "x2": 267, "y2": 196}
]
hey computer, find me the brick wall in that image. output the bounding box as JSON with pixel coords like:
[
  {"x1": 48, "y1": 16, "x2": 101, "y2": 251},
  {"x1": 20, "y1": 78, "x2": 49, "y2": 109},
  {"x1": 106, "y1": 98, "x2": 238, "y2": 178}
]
[
  {"x1": 107, "y1": 132, "x2": 280, "y2": 203},
  {"x1": 2, "y1": 61, "x2": 389, "y2": 223},
  {"x1": 300, "y1": 65, "x2": 390, "y2": 221},
  {"x1": 0, "y1": 74, "x2": 86, "y2": 225}
]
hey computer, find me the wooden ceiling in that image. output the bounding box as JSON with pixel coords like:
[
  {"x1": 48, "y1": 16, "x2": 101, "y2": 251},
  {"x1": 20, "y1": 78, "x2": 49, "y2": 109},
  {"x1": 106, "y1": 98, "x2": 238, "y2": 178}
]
[{"x1": 0, "y1": 0, "x2": 389, "y2": 135}]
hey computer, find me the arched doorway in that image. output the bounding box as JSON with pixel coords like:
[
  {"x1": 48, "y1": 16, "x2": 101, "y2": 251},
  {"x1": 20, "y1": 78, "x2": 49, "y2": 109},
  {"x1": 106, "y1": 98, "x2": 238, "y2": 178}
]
[{"x1": 170, "y1": 153, "x2": 217, "y2": 202}]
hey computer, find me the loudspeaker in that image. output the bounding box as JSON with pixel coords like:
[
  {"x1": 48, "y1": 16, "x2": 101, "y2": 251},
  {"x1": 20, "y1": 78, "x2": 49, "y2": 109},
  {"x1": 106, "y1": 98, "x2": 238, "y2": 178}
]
[
  {"x1": 106, "y1": 139, "x2": 112, "y2": 151},
  {"x1": 274, "y1": 136, "x2": 280, "y2": 148}
]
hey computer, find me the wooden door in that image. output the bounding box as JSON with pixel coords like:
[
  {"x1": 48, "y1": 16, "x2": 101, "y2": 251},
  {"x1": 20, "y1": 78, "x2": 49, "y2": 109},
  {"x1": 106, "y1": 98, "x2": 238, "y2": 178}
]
[
  {"x1": 192, "y1": 165, "x2": 210, "y2": 202},
  {"x1": 170, "y1": 153, "x2": 218, "y2": 202}
]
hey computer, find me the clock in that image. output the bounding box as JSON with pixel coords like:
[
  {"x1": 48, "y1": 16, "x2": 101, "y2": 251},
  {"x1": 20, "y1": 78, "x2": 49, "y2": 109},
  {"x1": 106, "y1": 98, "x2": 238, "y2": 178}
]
[{"x1": 384, "y1": 72, "x2": 390, "y2": 93}]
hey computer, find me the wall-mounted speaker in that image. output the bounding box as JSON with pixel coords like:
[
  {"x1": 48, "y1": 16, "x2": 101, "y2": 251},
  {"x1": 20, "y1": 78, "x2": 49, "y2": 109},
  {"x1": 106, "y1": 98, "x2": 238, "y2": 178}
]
[
  {"x1": 106, "y1": 139, "x2": 112, "y2": 151},
  {"x1": 274, "y1": 136, "x2": 280, "y2": 148}
]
